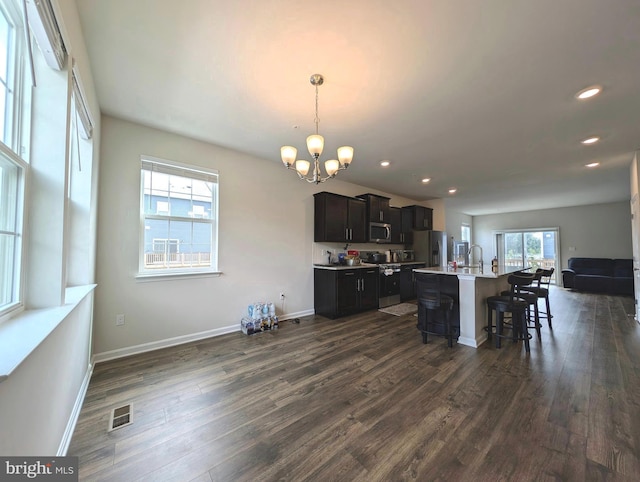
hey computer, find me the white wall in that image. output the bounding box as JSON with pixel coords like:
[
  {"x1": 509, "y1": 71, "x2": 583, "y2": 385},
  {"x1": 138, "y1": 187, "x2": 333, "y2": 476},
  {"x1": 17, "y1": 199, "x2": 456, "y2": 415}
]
[
  {"x1": 0, "y1": 0, "x2": 100, "y2": 455},
  {"x1": 472, "y1": 201, "x2": 632, "y2": 268},
  {"x1": 94, "y1": 116, "x2": 423, "y2": 356}
]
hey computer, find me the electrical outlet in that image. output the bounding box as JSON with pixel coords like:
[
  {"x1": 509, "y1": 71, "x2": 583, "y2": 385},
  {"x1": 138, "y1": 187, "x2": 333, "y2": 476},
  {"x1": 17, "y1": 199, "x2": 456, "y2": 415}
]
[
  {"x1": 116, "y1": 314, "x2": 125, "y2": 326},
  {"x1": 280, "y1": 292, "x2": 285, "y2": 300}
]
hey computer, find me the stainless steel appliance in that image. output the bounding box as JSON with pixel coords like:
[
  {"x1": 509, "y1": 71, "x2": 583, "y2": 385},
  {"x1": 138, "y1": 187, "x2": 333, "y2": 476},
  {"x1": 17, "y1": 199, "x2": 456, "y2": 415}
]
[
  {"x1": 368, "y1": 222, "x2": 391, "y2": 243},
  {"x1": 378, "y1": 263, "x2": 401, "y2": 308},
  {"x1": 400, "y1": 250, "x2": 415, "y2": 262},
  {"x1": 412, "y1": 230, "x2": 448, "y2": 268},
  {"x1": 452, "y1": 240, "x2": 469, "y2": 266}
]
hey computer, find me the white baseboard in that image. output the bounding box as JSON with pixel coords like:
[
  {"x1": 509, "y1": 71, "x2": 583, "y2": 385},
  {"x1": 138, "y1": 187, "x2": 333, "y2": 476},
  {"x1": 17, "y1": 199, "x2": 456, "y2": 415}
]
[
  {"x1": 93, "y1": 324, "x2": 239, "y2": 364},
  {"x1": 58, "y1": 362, "x2": 94, "y2": 456},
  {"x1": 279, "y1": 309, "x2": 315, "y2": 321},
  {"x1": 92, "y1": 309, "x2": 316, "y2": 364},
  {"x1": 458, "y1": 336, "x2": 484, "y2": 348}
]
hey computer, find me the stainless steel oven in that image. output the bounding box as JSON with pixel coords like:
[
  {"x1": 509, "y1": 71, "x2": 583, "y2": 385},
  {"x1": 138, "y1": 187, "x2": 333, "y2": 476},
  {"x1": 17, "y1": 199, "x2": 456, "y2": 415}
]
[{"x1": 379, "y1": 263, "x2": 401, "y2": 308}]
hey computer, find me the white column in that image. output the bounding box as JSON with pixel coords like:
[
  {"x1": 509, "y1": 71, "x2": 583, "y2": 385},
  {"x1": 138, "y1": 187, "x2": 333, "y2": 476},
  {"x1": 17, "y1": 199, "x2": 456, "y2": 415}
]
[{"x1": 457, "y1": 274, "x2": 509, "y2": 347}]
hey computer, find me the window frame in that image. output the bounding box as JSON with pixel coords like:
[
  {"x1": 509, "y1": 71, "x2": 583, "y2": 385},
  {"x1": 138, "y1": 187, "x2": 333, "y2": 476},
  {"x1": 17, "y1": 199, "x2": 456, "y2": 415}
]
[
  {"x1": 0, "y1": 141, "x2": 26, "y2": 320},
  {"x1": 0, "y1": 0, "x2": 29, "y2": 321},
  {"x1": 138, "y1": 156, "x2": 219, "y2": 279}
]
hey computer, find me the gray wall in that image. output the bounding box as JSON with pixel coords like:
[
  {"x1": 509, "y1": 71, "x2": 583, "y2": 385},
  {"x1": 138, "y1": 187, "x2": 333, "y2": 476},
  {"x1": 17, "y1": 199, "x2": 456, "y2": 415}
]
[
  {"x1": 471, "y1": 201, "x2": 632, "y2": 269},
  {"x1": 94, "y1": 116, "x2": 424, "y2": 357}
]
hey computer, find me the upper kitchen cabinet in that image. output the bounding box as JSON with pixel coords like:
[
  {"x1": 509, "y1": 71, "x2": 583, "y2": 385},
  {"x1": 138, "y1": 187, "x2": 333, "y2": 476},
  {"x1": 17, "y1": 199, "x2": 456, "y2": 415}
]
[
  {"x1": 314, "y1": 192, "x2": 366, "y2": 243},
  {"x1": 390, "y1": 207, "x2": 413, "y2": 244},
  {"x1": 405, "y1": 205, "x2": 433, "y2": 230},
  {"x1": 390, "y1": 207, "x2": 402, "y2": 244},
  {"x1": 357, "y1": 193, "x2": 391, "y2": 223}
]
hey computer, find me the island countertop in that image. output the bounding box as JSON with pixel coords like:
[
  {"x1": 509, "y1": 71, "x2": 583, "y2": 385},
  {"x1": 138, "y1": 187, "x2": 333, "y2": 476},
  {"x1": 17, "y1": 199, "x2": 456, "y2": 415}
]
[{"x1": 413, "y1": 264, "x2": 523, "y2": 278}]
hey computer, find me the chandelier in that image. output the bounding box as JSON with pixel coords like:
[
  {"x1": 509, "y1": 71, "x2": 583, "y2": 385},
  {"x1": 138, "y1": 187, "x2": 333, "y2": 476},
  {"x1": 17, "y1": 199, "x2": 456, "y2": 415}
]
[{"x1": 281, "y1": 74, "x2": 353, "y2": 184}]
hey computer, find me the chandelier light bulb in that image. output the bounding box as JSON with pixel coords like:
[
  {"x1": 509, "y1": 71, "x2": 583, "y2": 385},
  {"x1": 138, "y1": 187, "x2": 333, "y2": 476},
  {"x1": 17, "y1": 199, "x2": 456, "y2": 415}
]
[
  {"x1": 281, "y1": 146, "x2": 297, "y2": 166},
  {"x1": 295, "y1": 160, "x2": 310, "y2": 176},
  {"x1": 325, "y1": 159, "x2": 340, "y2": 176},
  {"x1": 306, "y1": 134, "x2": 324, "y2": 157}
]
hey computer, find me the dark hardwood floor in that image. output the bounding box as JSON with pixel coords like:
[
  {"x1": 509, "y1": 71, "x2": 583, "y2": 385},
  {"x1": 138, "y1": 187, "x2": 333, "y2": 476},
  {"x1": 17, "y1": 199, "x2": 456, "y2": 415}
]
[{"x1": 69, "y1": 288, "x2": 640, "y2": 481}]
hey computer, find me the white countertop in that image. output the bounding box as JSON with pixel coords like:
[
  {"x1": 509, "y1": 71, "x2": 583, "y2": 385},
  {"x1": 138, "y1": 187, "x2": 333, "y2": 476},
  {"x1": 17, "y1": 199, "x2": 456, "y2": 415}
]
[
  {"x1": 413, "y1": 264, "x2": 523, "y2": 278},
  {"x1": 313, "y1": 261, "x2": 427, "y2": 271}
]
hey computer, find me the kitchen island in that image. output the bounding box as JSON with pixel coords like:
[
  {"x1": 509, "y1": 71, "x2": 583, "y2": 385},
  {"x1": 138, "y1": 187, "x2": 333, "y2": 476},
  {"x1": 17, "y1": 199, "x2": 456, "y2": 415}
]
[{"x1": 413, "y1": 265, "x2": 523, "y2": 348}]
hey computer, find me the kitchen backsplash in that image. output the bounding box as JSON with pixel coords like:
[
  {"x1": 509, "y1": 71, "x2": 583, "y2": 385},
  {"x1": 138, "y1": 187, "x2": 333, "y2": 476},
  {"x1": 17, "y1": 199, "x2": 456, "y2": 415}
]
[{"x1": 313, "y1": 242, "x2": 407, "y2": 264}]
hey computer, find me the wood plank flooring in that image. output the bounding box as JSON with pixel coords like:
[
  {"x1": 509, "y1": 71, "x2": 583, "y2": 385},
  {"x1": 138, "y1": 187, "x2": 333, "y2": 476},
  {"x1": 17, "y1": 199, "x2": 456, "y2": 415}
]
[{"x1": 69, "y1": 288, "x2": 640, "y2": 481}]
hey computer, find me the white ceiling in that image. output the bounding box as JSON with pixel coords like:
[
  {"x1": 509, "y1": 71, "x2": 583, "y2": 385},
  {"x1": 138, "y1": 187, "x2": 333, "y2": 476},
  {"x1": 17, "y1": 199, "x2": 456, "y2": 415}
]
[{"x1": 75, "y1": 0, "x2": 640, "y2": 215}]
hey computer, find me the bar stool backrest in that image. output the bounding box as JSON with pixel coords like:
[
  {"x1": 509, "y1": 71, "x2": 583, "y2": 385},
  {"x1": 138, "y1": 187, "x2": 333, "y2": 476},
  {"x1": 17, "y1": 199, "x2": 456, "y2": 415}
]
[
  {"x1": 507, "y1": 273, "x2": 535, "y2": 302},
  {"x1": 539, "y1": 268, "x2": 554, "y2": 288}
]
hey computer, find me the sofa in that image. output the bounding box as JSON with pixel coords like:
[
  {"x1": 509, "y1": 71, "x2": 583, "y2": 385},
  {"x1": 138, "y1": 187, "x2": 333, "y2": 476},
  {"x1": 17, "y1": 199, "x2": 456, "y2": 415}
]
[{"x1": 561, "y1": 257, "x2": 633, "y2": 296}]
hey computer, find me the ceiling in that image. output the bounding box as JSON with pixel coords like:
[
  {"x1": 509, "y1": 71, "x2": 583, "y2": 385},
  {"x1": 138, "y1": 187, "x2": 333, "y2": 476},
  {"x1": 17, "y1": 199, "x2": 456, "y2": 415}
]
[{"x1": 75, "y1": 0, "x2": 640, "y2": 215}]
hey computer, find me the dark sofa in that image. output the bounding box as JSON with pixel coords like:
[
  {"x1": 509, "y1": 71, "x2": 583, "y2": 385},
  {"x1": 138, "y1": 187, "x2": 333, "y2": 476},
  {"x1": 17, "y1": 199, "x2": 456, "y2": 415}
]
[{"x1": 561, "y1": 257, "x2": 633, "y2": 295}]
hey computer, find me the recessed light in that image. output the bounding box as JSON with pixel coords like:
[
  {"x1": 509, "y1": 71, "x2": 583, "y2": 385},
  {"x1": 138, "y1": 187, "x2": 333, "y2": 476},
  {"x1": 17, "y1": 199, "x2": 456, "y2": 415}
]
[
  {"x1": 585, "y1": 162, "x2": 600, "y2": 168},
  {"x1": 421, "y1": 178, "x2": 431, "y2": 184},
  {"x1": 448, "y1": 188, "x2": 457, "y2": 194},
  {"x1": 575, "y1": 85, "x2": 602, "y2": 100},
  {"x1": 581, "y1": 136, "x2": 600, "y2": 145},
  {"x1": 380, "y1": 160, "x2": 390, "y2": 167}
]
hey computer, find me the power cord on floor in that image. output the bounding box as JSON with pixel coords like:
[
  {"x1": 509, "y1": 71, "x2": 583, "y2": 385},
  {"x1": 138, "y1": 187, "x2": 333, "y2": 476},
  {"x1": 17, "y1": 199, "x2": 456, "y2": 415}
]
[{"x1": 280, "y1": 294, "x2": 300, "y2": 323}]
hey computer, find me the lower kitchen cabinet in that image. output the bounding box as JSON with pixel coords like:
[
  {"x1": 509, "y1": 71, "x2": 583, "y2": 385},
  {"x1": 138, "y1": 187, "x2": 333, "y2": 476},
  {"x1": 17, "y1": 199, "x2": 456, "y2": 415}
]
[
  {"x1": 314, "y1": 267, "x2": 379, "y2": 319},
  {"x1": 400, "y1": 263, "x2": 426, "y2": 301}
]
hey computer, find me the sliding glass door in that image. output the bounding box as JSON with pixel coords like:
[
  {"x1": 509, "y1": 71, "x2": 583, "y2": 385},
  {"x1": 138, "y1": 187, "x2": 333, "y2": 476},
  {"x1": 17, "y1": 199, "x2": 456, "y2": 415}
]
[{"x1": 496, "y1": 229, "x2": 559, "y2": 283}]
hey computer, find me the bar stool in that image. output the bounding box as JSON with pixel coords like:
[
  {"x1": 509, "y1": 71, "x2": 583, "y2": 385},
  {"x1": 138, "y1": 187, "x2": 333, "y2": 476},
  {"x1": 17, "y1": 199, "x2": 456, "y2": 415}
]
[
  {"x1": 520, "y1": 268, "x2": 554, "y2": 329},
  {"x1": 499, "y1": 270, "x2": 542, "y2": 340},
  {"x1": 486, "y1": 273, "x2": 535, "y2": 352},
  {"x1": 416, "y1": 275, "x2": 455, "y2": 347}
]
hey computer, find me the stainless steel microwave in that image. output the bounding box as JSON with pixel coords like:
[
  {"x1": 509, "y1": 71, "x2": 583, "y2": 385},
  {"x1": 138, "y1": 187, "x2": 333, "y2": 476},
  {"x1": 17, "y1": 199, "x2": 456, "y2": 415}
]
[{"x1": 369, "y1": 222, "x2": 391, "y2": 243}]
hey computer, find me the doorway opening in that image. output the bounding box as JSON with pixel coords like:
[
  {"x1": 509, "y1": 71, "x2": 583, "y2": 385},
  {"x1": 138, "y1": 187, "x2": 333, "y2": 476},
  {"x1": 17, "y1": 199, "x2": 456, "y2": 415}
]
[{"x1": 495, "y1": 228, "x2": 559, "y2": 283}]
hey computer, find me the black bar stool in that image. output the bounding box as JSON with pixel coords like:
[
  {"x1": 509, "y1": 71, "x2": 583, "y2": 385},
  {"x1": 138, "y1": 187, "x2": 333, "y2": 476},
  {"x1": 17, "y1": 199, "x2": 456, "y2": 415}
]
[
  {"x1": 486, "y1": 273, "x2": 535, "y2": 352},
  {"x1": 520, "y1": 268, "x2": 554, "y2": 329},
  {"x1": 499, "y1": 270, "x2": 542, "y2": 340},
  {"x1": 416, "y1": 275, "x2": 455, "y2": 347}
]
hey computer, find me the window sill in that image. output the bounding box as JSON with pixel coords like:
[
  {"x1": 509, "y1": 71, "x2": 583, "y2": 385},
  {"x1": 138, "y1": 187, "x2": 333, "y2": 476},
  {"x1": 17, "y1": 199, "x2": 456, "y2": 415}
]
[
  {"x1": 135, "y1": 271, "x2": 223, "y2": 282},
  {"x1": 0, "y1": 284, "x2": 96, "y2": 383}
]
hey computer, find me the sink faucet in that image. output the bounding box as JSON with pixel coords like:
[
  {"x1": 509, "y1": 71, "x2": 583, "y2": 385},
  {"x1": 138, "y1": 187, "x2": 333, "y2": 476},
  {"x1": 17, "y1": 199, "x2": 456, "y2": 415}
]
[{"x1": 468, "y1": 244, "x2": 483, "y2": 268}]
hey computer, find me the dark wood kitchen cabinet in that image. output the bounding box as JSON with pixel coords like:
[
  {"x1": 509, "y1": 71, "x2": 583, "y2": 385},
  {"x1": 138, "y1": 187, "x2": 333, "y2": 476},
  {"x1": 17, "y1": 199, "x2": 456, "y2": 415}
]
[
  {"x1": 405, "y1": 205, "x2": 433, "y2": 230},
  {"x1": 391, "y1": 207, "x2": 414, "y2": 244},
  {"x1": 314, "y1": 267, "x2": 378, "y2": 319},
  {"x1": 314, "y1": 192, "x2": 366, "y2": 243},
  {"x1": 400, "y1": 263, "x2": 425, "y2": 301},
  {"x1": 357, "y1": 193, "x2": 391, "y2": 223},
  {"x1": 390, "y1": 207, "x2": 402, "y2": 244}
]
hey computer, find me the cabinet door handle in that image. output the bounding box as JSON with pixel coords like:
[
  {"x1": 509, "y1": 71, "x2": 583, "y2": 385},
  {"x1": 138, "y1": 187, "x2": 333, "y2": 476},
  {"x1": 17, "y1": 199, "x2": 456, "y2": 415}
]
[
  {"x1": 361, "y1": 279, "x2": 365, "y2": 291},
  {"x1": 350, "y1": 228, "x2": 353, "y2": 240}
]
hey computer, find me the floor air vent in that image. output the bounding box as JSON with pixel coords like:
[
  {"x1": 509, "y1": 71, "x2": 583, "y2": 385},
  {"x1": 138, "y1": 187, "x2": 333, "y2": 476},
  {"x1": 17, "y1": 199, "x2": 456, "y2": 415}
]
[{"x1": 108, "y1": 403, "x2": 133, "y2": 431}]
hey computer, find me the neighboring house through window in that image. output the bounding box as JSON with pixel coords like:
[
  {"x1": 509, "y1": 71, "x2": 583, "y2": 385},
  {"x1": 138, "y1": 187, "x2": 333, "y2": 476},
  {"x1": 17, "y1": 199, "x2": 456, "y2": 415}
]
[{"x1": 139, "y1": 156, "x2": 219, "y2": 276}]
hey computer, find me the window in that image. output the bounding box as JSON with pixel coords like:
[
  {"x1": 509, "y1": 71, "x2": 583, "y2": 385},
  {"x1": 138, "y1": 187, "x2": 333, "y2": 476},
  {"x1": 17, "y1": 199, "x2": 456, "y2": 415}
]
[
  {"x1": 140, "y1": 157, "x2": 218, "y2": 276},
  {"x1": 495, "y1": 228, "x2": 559, "y2": 283},
  {"x1": 461, "y1": 224, "x2": 471, "y2": 243},
  {"x1": 0, "y1": 0, "x2": 28, "y2": 319},
  {"x1": 0, "y1": 147, "x2": 24, "y2": 313}
]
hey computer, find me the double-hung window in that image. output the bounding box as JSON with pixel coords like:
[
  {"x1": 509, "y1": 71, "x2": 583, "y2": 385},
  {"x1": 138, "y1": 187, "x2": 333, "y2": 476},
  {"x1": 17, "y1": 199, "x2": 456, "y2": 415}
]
[
  {"x1": 0, "y1": 0, "x2": 28, "y2": 319},
  {"x1": 139, "y1": 157, "x2": 218, "y2": 276}
]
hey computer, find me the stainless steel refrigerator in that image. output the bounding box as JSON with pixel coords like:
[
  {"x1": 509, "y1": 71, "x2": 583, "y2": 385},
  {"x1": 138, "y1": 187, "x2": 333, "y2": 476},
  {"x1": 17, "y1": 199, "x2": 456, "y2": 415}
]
[{"x1": 413, "y1": 230, "x2": 448, "y2": 268}]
